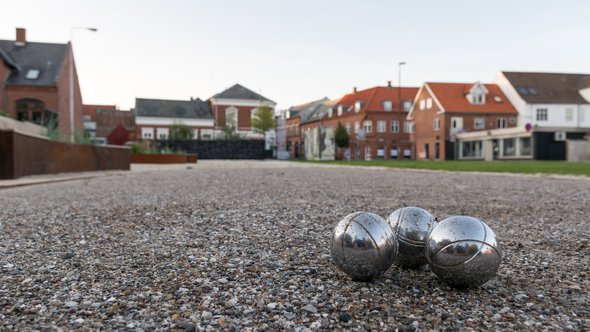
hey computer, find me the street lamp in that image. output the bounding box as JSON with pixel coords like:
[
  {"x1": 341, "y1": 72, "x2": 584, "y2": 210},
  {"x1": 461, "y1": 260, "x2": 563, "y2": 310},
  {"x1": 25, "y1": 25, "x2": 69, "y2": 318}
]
[
  {"x1": 397, "y1": 61, "x2": 406, "y2": 159},
  {"x1": 69, "y1": 27, "x2": 97, "y2": 142}
]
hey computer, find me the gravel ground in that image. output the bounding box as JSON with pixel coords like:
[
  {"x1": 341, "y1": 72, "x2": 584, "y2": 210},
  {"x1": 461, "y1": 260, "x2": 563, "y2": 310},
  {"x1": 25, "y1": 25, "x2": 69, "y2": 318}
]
[{"x1": 0, "y1": 162, "x2": 589, "y2": 331}]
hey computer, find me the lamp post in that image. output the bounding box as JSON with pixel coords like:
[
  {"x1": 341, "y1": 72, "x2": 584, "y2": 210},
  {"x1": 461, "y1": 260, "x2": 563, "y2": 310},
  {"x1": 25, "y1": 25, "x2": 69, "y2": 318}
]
[
  {"x1": 397, "y1": 61, "x2": 406, "y2": 159},
  {"x1": 69, "y1": 27, "x2": 97, "y2": 142}
]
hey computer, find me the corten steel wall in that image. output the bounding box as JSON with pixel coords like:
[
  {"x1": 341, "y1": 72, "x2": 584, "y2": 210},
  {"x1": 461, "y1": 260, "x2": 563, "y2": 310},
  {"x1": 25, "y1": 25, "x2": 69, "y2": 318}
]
[
  {"x1": 0, "y1": 129, "x2": 130, "y2": 179},
  {"x1": 161, "y1": 140, "x2": 266, "y2": 159},
  {"x1": 131, "y1": 154, "x2": 197, "y2": 164}
]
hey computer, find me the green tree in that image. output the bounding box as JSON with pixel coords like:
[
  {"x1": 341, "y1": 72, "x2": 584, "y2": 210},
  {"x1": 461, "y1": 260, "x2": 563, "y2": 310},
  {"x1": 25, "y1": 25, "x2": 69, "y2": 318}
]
[
  {"x1": 251, "y1": 106, "x2": 276, "y2": 134},
  {"x1": 335, "y1": 122, "x2": 350, "y2": 148},
  {"x1": 223, "y1": 124, "x2": 241, "y2": 140},
  {"x1": 170, "y1": 123, "x2": 195, "y2": 140}
]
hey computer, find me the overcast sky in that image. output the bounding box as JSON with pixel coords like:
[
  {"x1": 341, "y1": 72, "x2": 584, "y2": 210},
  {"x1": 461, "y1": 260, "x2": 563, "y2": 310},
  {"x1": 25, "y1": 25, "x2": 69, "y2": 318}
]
[{"x1": 2, "y1": 0, "x2": 589, "y2": 110}]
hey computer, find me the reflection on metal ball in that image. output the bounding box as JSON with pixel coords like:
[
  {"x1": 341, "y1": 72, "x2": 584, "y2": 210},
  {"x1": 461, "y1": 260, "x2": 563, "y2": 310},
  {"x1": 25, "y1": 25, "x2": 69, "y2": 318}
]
[
  {"x1": 387, "y1": 207, "x2": 437, "y2": 268},
  {"x1": 426, "y1": 215, "x2": 502, "y2": 288},
  {"x1": 331, "y1": 212, "x2": 398, "y2": 281}
]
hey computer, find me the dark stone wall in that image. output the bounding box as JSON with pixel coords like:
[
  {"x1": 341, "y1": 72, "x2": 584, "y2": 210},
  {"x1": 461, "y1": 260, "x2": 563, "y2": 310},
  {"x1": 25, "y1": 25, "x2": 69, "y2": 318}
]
[{"x1": 161, "y1": 140, "x2": 267, "y2": 159}]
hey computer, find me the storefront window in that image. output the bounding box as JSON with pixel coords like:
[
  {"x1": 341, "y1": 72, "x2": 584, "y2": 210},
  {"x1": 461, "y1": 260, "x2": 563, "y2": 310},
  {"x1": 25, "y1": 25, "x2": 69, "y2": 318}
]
[
  {"x1": 461, "y1": 141, "x2": 483, "y2": 158},
  {"x1": 503, "y1": 138, "x2": 516, "y2": 157},
  {"x1": 520, "y1": 137, "x2": 532, "y2": 156}
]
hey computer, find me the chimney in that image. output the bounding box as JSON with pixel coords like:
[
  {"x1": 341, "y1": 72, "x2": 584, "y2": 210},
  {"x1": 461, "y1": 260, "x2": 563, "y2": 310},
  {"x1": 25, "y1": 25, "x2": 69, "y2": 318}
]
[
  {"x1": 387, "y1": 81, "x2": 392, "y2": 87},
  {"x1": 15, "y1": 28, "x2": 26, "y2": 46},
  {"x1": 353, "y1": 87, "x2": 357, "y2": 94}
]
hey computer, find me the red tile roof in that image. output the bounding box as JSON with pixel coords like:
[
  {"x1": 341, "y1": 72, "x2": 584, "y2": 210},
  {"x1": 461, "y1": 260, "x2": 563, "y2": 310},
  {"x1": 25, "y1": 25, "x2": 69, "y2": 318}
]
[
  {"x1": 426, "y1": 82, "x2": 517, "y2": 114},
  {"x1": 337, "y1": 86, "x2": 419, "y2": 113}
]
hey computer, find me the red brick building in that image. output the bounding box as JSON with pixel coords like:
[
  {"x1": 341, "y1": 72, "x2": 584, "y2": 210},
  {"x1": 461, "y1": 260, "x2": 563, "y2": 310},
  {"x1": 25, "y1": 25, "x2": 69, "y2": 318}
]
[
  {"x1": 0, "y1": 28, "x2": 83, "y2": 139},
  {"x1": 407, "y1": 82, "x2": 518, "y2": 160},
  {"x1": 295, "y1": 83, "x2": 419, "y2": 160},
  {"x1": 210, "y1": 84, "x2": 276, "y2": 139},
  {"x1": 83, "y1": 104, "x2": 135, "y2": 145}
]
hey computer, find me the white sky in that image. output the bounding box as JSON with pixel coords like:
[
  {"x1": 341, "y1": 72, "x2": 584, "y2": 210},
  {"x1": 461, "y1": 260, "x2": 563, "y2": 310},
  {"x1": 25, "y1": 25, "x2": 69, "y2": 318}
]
[{"x1": 2, "y1": 0, "x2": 589, "y2": 110}]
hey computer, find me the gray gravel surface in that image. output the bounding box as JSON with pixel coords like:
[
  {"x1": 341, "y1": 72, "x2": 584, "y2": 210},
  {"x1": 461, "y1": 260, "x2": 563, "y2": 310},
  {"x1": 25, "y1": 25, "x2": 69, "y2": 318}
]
[{"x1": 0, "y1": 164, "x2": 589, "y2": 331}]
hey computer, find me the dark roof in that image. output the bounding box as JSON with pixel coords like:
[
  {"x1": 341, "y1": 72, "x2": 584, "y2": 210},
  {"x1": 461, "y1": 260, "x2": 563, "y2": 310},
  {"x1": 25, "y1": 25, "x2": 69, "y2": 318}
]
[
  {"x1": 502, "y1": 71, "x2": 590, "y2": 104},
  {"x1": 288, "y1": 97, "x2": 328, "y2": 121},
  {"x1": 135, "y1": 98, "x2": 212, "y2": 119},
  {"x1": 0, "y1": 40, "x2": 68, "y2": 86},
  {"x1": 213, "y1": 83, "x2": 275, "y2": 104}
]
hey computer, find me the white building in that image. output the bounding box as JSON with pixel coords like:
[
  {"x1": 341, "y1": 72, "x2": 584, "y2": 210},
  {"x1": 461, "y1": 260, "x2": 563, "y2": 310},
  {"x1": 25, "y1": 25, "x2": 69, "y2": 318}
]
[{"x1": 480, "y1": 71, "x2": 590, "y2": 160}]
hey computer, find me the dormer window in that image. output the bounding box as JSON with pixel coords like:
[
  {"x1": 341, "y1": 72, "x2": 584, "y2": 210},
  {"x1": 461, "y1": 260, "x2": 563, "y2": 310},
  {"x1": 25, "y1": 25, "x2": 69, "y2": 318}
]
[
  {"x1": 337, "y1": 105, "x2": 343, "y2": 116},
  {"x1": 328, "y1": 108, "x2": 333, "y2": 118},
  {"x1": 26, "y1": 69, "x2": 40, "y2": 80},
  {"x1": 354, "y1": 101, "x2": 362, "y2": 113},
  {"x1": 467, "y1": 82, "x2": 488, "y2": 105},
  {"x1": 383, "y1": 100, "x2": 392, "y2": 112}
]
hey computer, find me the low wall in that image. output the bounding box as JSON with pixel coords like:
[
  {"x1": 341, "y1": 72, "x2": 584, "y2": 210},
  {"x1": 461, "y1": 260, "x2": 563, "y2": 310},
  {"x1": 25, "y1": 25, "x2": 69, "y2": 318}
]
[
  {"x1": 567, "y1": 139, "x2": 590, "y2": 162},
  {"x1": 131, "y1": 154, "x2": 197, "y2": 164},
  {"x1": 0, "y1": 129, "x2": 130, "y2": 179},
  {"x1": 160, "y1": 140, "x2": 266, "y2": 159}
]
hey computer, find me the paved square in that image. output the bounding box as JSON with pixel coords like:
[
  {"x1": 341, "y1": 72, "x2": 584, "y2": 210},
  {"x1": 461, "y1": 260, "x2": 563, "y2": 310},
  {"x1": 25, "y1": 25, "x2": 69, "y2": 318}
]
[{"x1": 0, "y1": 162, "x2": 588, "y2": 330}]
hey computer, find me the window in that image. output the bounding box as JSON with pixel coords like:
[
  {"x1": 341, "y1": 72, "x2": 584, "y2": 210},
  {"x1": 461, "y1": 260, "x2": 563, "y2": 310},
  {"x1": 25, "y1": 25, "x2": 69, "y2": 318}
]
[
  {"x1": 383, "y1": 100, "x2": 393, "y2": 112},
  {"x1": 200, "y1": 129, "x2": 213, "y2": 140},
  {"x1": 157, "y1": 127, "x2": 169, "y2": 139},
  {"x1": 502, "y1": 138, "x2": 516, "y2": 157},
  {"x1": 328, "y1": 108, "x2": 333, "y2": 118},
  {"x1": 403, "y1": 121, "x2": 413, "y2": 133},
  {"x1": 497, "y1": 118, "x2": 507, "y2": 129},
  {"x1": 426, "y1": 98, "x2": 433, "y2": 109},
  {"x1": 461, "y1": 141, "x2": 483, "y2": 158},
  {"x1": 451, "y1": 117, "x2": 463, "y2": 129},
  {"x1": 494, "y1": 95, "x2": 503, "y2": 103},
  {"x1": 354, "y1": 121, "x2": 360, "y2": 133},
  {"x1": 474, "y1": 117, "x2": 485, "y2": 129},
  {"x1": 581, "y1": 109, "x2": 586, "y2": 122},
  {"x1": 377, "y1": 147, "x2": 385, "y2": 159},
  {"x1": 391, "y1": 120, "x2": 399, "y2": 133},
  {"x1": 337, "y1": 105, "x2": 343, "y2": 116},
  {"x1": 363, "y1": 120, "x2": 372, "y2": 133},
  {"x1": 390, "y1": 148, "x2": 399, "y2": 158},
  {"x1": 225, "y1": 107, "x2": 238, "y2": 128},
  {"x1": 520, "y1": 137, "x2": 532, "y2": 156},
  {"x1": 26, "y1": 69, "x2": 40, "y2": 80},
  {"x1": 141, "y1": 127, "x2": 154, "y2": 139},
  {"x1": 377, "y1": 120, "x2": 386, "y2": 133},
  {"x1": 536, "y1": 108, "x2": 548, "y2": 121},
  {"x1": 15, "y1": 98, "x2": 50, "y2": 126},
  {"x1": 433, "y1": 118, "x2": 440, "y2": 131},
  {"x1": 419, "y1": 100, "x2": 425, "y2": 110},
  {"x1": 354, "y1": 101, "x2": 362, "y2": 113},
  {"x1": 403, "y1": 100, "x2": 412, "y2": 112},
  {"x1": 345, "y1": 123, "x2": 350, "y2": 133},
  {"x1": 565, "y1": 108, "x2": 574, "y2": 122}
]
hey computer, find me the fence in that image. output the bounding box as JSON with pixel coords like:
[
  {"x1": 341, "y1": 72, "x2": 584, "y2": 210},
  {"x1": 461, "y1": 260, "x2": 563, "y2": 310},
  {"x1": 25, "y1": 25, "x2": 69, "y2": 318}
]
[{"x1": 160, "y1": 139, "x2": 268, "y2": 159}]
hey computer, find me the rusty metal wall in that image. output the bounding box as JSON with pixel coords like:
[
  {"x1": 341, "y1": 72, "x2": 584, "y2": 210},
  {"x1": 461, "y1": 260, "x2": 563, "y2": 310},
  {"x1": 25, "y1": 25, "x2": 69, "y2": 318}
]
[{"x1": 0, "y1": 129, "x2": 130, "y2": 179}]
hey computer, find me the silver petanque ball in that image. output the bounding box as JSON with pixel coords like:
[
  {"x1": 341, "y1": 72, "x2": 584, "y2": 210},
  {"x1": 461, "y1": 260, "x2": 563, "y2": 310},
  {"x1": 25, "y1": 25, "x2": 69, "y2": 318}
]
[
  {"x1": 387, "y1": 207, "x2": 437, "y2": 268},
  {"x1": 331, "y1": 212, "x2": 398, "y2": 281},
  {"x1": 426, "y1": 215, "x2": 502, "y2": 288}
]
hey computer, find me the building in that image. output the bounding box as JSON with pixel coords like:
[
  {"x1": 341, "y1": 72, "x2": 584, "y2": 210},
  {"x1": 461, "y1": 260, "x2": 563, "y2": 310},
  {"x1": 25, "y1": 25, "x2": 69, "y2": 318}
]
[
  {"x1": 134, "y1": 98, "x2": 214, "y2": 140},
  {"x1": 0, "y1": 28, "x2": 83, "y2": 139},
  {"x1": 297, "y1": 83, "x2": 419, "y2": 160},
  {"x1": 284, "y1": 98, "x2": 328, "y2": 159},
  {"x1": 83, "y1": 104, "x2": 135, "y2": 145},
  {"x1": 408, "y1": 82, "x2": 518, "y2": 160},
  {"x1": 210, "y1": 84, "x2": 276, "y2": 139},
  {"x1": 495, "y1": 71, "x2": 590, "y2": 160}
]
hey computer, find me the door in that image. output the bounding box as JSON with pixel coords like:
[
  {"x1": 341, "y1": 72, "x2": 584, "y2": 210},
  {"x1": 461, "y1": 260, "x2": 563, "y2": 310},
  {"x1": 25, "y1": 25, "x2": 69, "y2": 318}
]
[
  {"x1": 424, "y1": 143, "x2": 430, "y2": 160},
  {"x1": 434, "y1": 142, "x2": 440, "y2": 160}
]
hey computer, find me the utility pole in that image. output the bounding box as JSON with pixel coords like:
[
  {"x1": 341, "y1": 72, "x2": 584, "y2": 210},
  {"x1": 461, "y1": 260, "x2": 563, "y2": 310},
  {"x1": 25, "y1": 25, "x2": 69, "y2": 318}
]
[{"x1": 398, "y1": 61, "x2": 406, "y2": 159}]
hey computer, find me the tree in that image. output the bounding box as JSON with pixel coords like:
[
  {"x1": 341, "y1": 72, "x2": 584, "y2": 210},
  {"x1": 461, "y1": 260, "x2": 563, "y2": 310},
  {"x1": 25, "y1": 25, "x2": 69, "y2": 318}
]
[
  {"x1": 223, "y1": 124, "x2": 241, "y2": 140},
  {"x1": 251, "y1": 106, "x2": 276, "y2": 134},
  {"x1": 335, "y1": 122, "x2": 350, "y2": 160},
  {"x1": 335, "y1": 122, "x2": 350, "y2": 148},
  {"x1": 170, "y1": 123, "x2": 195, "y2": 140}
]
